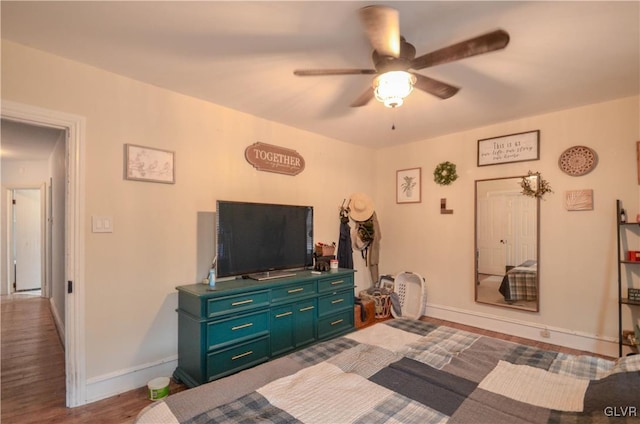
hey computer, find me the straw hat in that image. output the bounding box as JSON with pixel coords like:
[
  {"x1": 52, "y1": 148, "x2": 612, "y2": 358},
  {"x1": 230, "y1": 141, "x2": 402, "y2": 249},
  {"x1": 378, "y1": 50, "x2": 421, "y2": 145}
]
[{"x1": 349, "y1": 192, "x2": 374, "y2": 222}]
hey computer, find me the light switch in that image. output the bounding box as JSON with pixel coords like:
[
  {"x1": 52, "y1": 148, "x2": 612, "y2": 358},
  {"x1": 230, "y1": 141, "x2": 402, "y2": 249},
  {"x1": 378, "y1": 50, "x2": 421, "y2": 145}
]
[{"x1": 92, "y1": 216, "x2": 113, "y2": 233}]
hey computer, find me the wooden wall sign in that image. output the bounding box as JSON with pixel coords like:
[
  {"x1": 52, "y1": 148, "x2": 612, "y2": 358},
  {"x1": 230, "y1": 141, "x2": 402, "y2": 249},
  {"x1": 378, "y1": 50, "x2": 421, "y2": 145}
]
[
  {"x1": 477, "y1": 130, "x2": 539, "y2": 166},
  {"x1": 245, "y1": 142, "x2": 305, "y2": 176}
]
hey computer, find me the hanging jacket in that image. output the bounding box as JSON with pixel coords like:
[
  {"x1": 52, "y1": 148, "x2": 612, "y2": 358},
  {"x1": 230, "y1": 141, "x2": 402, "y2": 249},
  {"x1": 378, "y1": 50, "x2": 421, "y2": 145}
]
[
  {"x1": 337, "y1": 216, "x2": 353, "y2": 269},
  {"x1": 367, "y1": 212, "x2": 381, "y2": 283}
]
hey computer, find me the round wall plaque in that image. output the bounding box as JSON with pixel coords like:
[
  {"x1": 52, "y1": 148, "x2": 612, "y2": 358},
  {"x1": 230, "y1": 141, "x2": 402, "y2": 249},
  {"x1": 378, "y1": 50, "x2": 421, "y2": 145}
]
[{"x1": 558, "y1": 145, "x2": 597, "y2": 176}]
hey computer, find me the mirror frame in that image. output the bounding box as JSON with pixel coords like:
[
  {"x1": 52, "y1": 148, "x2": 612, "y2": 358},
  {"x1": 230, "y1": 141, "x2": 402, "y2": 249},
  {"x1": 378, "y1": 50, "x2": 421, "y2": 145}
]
[{"x1": 474, "y1": 175, "x2": 540, "y2": 312}]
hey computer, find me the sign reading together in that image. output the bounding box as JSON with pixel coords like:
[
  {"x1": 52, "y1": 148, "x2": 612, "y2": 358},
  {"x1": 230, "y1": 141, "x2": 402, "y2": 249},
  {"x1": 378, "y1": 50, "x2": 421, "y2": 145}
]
[{"x1": 245, "y1": 142, "x2": 305, "y2": 176}]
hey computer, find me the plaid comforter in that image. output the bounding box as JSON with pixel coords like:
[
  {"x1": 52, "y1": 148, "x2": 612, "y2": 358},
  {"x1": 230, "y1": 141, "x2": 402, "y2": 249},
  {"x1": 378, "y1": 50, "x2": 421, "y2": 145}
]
[
  {"x1": 499, "y1": 261, "x2": 538, "y2": 301},
  {"x1": 136, "y1": 319, "x2": 640, "y2": 424}
]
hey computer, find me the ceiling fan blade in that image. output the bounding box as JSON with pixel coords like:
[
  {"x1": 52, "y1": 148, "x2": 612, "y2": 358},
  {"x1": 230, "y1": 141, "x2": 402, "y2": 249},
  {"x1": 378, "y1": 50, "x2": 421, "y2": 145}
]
[
  {"x1": 359, "y1": 5, "x2": 400, "y2": 58},
  {"x1": 350, "y1": 87, "x2": 374, "y2": 107},
  {"x1": 411, "y1": 29, "x2": 510, "y2": 70},
  {"x1": 294, "y1": 69, "x2": 377, "y2": 76},
  {"x1": 412, "y1": 73, "x2": 459, "y2": 99}
]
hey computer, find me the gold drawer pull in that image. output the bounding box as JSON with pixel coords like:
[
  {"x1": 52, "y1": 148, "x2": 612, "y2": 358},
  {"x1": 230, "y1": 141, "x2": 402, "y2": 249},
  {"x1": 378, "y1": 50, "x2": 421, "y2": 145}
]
[
  {"x1": 331, "y1": 319, "x2": 344, "y2": 326},
  {"x1": 331, "y1": 298, "x2": 344, "y2": 304},
  {"x1": 231, "y1": 350, "x2": 253, "y2": 361},
  {"x1": 231, "y1": 323, "x2": 253, "y2": 331},
  {"x1": 275, "y1": 311, "x2": 293, "y2": 318},
  {"x1": 299, "y1": 306, "x2": 315, "y2": 312},
  {"x1": 331, "y1": 280, "x2": 344, "y2": 285},
  {"x1": 287, "y1": 288, "x2": 304, "y2": 294},
  {"x1": 231, "y1": 299, "x2": 253, "y2": 306}
]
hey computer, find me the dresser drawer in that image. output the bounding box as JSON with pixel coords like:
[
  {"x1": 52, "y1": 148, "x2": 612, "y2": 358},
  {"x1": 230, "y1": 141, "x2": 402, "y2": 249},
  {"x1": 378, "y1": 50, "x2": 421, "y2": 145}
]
[
  {"x1": 318, "y1": 289, "x2": 354, "y2": 317},
  {"x1": 318, "y1": 275, "x2": 354, "y2": 293},
  {"x1": 271, "y1": 281, "x2": 316, "y2": 304},
  {"x1": 207, "y1": 310, "x2": 269, "y2": 350},
  {"x1": 207, "y1": 336, "x2": 270, "y2": 381},
  {"x1": 207, "y1": 290, "x2": 270, "y2": 318},
  {"x1": 317, "y1": 309, "x2": 354, "y2": 339}
]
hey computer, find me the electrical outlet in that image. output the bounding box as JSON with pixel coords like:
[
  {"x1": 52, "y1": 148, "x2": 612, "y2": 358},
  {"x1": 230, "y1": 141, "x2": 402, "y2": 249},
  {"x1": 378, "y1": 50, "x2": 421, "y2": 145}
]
[{"x1": 540, "y1": 329, "x2": 550, "y2": 338}]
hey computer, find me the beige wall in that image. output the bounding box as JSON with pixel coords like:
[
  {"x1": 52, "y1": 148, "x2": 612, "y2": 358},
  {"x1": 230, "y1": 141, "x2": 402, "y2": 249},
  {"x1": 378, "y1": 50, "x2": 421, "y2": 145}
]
[
  {"x1": 2, "y1": 39, "x2": 639, "y2": 401},
  {"x1": 1, "y1": 41, "x2": 376, "y2": 383},
  {"x1": 375, "y1": 96, "x2": 640, "y2": 351}
]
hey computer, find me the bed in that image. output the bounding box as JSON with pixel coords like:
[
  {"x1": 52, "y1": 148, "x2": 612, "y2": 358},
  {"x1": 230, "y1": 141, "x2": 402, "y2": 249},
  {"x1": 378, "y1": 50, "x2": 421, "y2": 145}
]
[
  {"x1": 499, "y1": 260, "x2": 537, "y2": 302},
  {"x1": 136, "y1": 319, "x2": 640, "y2": 424}
]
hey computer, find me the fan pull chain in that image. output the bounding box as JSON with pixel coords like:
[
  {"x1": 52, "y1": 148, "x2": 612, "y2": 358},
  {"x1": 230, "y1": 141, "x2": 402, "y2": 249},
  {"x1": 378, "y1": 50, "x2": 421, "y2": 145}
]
[{"x1": 391, "y1": 104, "x2": 397, "y2": 130}]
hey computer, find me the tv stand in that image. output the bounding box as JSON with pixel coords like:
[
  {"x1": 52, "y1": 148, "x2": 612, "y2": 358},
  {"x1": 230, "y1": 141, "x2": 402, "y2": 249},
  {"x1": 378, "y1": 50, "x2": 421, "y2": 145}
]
[
  {"x1": 248, "y1": 270, "x2": 296, "y2": 281},
  {"x1": 174, "y1": 269, "x2": 355, "y2": 387}
]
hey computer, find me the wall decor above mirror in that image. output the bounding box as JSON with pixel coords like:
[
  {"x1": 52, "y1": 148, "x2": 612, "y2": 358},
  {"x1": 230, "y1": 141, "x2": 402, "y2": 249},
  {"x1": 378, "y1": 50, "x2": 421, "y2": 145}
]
[
  {"x1": 477, "y1": 130, "x2": 540, "y2": 166},
  {"x1": 475, "y1": 176, "x2": 540, "y2": 312}
]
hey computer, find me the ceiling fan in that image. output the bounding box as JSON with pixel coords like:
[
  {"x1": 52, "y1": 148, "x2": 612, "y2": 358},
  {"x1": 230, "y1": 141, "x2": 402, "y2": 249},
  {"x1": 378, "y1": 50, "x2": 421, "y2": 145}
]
[{"x1": 293, "y1": 5, "x2": 510, "y2": 108}]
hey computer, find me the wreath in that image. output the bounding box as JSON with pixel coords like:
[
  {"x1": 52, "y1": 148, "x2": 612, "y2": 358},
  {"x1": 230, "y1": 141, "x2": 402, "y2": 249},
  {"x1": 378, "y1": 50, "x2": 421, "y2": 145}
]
[
  {"x1": 433, "y1": 161, "x2": 458, "y2": 186},
  {"x1": 520, "y1": 171, "x2": 553, "y2": 199}
]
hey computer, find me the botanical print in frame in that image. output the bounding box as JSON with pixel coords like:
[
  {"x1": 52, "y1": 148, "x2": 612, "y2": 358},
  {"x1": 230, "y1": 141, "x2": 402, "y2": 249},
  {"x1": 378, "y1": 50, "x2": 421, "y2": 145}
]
[
  {"x1": 396, "y1": 167, "x2": 421, "y2": 204},
  {"x1": 125, "y1": 144, "x2": 175, "y2": 184}
]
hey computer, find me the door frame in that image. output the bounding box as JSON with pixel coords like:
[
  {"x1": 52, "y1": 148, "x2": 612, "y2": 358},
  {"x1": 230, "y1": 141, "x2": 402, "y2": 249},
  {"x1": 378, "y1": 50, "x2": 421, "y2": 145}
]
[{"x1": 2, "y1": 100, "x2": 86, "y2": 407}]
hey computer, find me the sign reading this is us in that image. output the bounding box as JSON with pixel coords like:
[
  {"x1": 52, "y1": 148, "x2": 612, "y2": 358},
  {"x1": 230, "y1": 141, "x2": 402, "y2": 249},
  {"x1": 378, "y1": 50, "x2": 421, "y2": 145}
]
[{"x1": 477, "y1": 130, "x2": 540, "y2": 166}]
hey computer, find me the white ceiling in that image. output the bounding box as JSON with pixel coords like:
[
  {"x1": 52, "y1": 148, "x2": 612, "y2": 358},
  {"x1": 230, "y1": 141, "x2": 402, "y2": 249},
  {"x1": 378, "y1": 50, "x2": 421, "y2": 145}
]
[
  {"x1": 1, "y1": 119, "x2": 63, "y2": 162},
  {"x1": 1, "y1": 1, "x2": 638, "y2": 149}
]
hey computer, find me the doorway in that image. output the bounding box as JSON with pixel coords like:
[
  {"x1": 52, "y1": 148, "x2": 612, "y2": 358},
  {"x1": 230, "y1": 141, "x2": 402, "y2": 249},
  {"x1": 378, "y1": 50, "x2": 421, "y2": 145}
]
[
  {"x1": 9, "y1": 187, "x2": 45, "y2": 293},
  {"x1": 1, "y1": 100, "x2": 86, "y2": 407}
]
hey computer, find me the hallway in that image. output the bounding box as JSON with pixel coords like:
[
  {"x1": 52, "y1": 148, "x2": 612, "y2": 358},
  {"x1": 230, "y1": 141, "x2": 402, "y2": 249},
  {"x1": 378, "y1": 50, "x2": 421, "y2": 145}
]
[
  {"x1": 0, "y1": 295, "x2": 172, "y2": 423},
  {"x1": 1, "y1": 294, "x2": 65, "y2": 422}
]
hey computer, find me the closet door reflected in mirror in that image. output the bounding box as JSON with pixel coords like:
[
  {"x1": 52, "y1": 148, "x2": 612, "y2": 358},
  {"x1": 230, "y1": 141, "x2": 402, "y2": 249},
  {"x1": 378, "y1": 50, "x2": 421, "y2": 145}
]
[{"x1": 475, "y1": 176, "x2": 540, "y2": 312}]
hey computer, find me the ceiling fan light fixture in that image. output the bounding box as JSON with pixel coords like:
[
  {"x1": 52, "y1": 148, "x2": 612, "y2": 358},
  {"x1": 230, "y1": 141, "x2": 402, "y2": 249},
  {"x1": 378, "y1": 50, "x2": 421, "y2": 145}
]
[{"x1": 373, "y1": 71, "x2": 416, "y2": 108}]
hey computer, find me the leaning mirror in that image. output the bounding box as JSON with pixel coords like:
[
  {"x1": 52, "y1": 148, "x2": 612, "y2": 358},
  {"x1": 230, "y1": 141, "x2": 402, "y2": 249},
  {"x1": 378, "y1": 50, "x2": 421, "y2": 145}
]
[{"x1": 475, "y1": 176, "x2": 540, "y2": 311}]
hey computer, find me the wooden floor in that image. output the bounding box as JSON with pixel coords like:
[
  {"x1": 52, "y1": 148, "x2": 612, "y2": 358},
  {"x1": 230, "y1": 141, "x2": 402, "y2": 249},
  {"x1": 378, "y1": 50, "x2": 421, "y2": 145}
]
[
  {"x1": 0, "y1": 295, "x2": 186, "y2": 424},
  {"x1": 1, "y1": 297, "x2": 612, "y2": 424}
]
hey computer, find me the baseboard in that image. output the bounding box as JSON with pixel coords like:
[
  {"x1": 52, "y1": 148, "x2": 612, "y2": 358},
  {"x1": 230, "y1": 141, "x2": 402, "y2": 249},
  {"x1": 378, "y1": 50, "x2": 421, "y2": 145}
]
[
  {"x1": 83, "y1": 302, "x2": 618, "y2": 404},
  {"x1": 85, "y1": 356, "x2": 178, "y2": 404},
  {"x1": 48, "y1": 297, "x2": 65, "y2": 346},
  {"x1": 424, "y1": 302, "x2": 619, "y2": 358}
]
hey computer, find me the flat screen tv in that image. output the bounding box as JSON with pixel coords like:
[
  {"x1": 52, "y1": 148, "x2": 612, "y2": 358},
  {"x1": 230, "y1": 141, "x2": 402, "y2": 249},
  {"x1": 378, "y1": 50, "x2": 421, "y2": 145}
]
[{"x1": 216, "y1": 200, "x2": 314, "y2": 280}]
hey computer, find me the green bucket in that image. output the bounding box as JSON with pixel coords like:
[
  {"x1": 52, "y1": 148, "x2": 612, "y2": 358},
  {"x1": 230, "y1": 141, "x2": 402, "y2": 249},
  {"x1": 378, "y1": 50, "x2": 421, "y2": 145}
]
[{"x1": 147, "y1": 377, "x2": 170, "y2": 401}]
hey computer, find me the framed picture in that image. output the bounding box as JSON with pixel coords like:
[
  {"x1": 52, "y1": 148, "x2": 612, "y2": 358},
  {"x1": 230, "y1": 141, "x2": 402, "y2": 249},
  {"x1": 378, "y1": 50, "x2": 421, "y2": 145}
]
[
  {"x1": 124, "y1": 144, "x2": 175, "y2": 184},
  {"x1": 477, "y1": 130, "x2": 540, "y2": 166},
  {"x1": 396, "y1": 167, "x2": 421, "y2": 204},
  {"x1": 564, "y1": 189, "x2": 594, "y2": 211},
  {"x1": 379, "y1": 279, "x2": 395, "y2": 291}
]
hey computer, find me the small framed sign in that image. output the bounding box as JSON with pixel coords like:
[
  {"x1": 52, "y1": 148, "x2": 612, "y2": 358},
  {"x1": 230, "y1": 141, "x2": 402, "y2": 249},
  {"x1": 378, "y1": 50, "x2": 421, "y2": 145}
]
[
  {"x1": 477, "y1": 130, "x2": 540, "y2": 166},
  {"x1": 564, "y1": 189, "x2": 594, "y2": 211}
]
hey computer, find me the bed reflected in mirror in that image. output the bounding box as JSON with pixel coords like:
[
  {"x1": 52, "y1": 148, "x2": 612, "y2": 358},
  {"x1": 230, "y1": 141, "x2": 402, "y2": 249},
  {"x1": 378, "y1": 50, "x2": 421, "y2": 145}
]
[{"x1": 475, "y1": 176, "x2": 540, "y2": 312}]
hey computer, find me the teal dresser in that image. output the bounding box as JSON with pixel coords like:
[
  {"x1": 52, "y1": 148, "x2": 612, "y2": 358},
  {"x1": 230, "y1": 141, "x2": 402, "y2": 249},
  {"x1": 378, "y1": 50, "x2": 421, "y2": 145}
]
[{"x1": 174, "y1": 269, "x2": 355, "y2": 387}]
